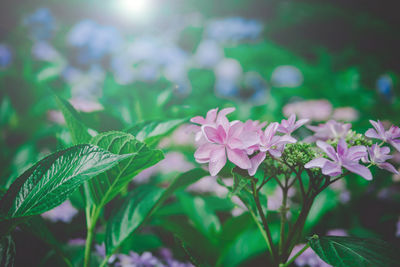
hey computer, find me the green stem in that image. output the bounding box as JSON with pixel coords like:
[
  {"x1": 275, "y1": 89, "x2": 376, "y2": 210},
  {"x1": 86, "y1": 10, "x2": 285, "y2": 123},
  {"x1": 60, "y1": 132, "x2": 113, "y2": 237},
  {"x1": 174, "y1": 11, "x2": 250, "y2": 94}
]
[
  {"x1": 279, "y1": 186, "x2": 288, "y2": 259},
  {"x1": 252, "y1": 180, "x2": 278, "y2": 265},
  {"x1": 84, "y1": 206, "x2": 101, "y2": 267},
  {"x1": 279, "y1": 243, "x2": 310, "y2": 267}
]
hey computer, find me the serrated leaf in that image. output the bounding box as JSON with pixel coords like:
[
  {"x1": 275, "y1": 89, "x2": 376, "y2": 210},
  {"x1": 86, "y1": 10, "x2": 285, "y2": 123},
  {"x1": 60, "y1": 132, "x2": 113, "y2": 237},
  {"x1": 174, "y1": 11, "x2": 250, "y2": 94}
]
[
  {"x1": 309, "y1": 235, "x2": 400, "y2": 267},
  {"x1": 0, "y1": 235, "x2": 15, "y2": 267},
  {"x1": 85, "y1": 131, "x2": 164, "y2": 206},
  {"x1": 105, "y1": 168, "x2": 207, "y2": 255},
  {"x1": 126, "y1": 118, "x2": 186, "y2": 146},
  {"x1": 55, "y1": 95, "x2": 92, "y2": 144},
  {"x1": 0, "y1": 144, "x2": 131, "y2": 219}
]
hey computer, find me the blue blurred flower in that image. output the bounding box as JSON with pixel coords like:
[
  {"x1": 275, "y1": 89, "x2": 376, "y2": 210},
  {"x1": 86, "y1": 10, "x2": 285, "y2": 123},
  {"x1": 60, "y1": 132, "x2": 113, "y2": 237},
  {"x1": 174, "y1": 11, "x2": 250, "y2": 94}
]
[
  {"x1": 194, "y1": 40, "x2": 224, "y2": 68},
  {"x1": 207, "y1": 17, "x2": 263, "y2": 43},
  {"x1": 0, "y1": 44, "x2": 12, "y2": 69},
  {"x1": 23, "y1": 7, "x2": 56, "y2": 41},
  {"x1": 67, "y1": 20, "x2": 122, "y2": 66},
  {"x1": 376, "y1": 74, "x2": 394, "y2": 102},
  {"x1": 271, "y1": 65, "x2": 303, "y2": 88},
  {"x1": 214, "y1": 58, "x2": 243, "y2": 97},
  {"x1": 41, "y1": 200, "x2": 78, "y2": 223},
  {"x1": 31, "y1": 41, "x2": 61, "y2": 62}
]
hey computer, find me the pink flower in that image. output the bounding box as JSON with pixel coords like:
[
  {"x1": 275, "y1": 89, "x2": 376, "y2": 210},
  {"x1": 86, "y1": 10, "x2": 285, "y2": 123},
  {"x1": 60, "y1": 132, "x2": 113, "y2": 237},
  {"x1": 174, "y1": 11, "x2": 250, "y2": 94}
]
[
  {"x1": 190, "y1": 107, "x2": 235, "y2": 141},
  {"x1": 365, "y1": 120, "x2": 400, "y2": 152},
  {"x1": 305, "y1": 139, "x2": 372, "y2": 180},
  {"x1": 306, "y1": 120, "x2": 351, "y2": 142},
  {"x1": 248, "y1": 122, "x2": 296, "y2": 176},
  {"x1": 283, "y1": 100, "x2": 332, "y2": 121},
  {"x1": 194, "y1": 121, "x2": 258, "y2": 176},
  {"x1": 362, "y1": 144, "x2": 398, "y2": 174},
  {"x1": 332, "y1": 107, "x2": 359, "y2": 122},
  {"x1": 277, "y1": 114, "x2": 309, "y2": 135}
]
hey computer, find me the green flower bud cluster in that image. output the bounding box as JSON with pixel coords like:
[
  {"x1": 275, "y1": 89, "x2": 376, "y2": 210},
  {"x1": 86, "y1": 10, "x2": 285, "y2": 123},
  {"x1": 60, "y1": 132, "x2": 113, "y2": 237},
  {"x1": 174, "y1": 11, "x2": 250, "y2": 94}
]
[
  {"x1": 281, "y1": 143, "x2": 316, "y2": 166},
  {"x1": 261, "y1": 156, "x2": 289, "y2": 176},
  {"x1": 346, "y1": 130, "x2": 373, "y2": 146}
]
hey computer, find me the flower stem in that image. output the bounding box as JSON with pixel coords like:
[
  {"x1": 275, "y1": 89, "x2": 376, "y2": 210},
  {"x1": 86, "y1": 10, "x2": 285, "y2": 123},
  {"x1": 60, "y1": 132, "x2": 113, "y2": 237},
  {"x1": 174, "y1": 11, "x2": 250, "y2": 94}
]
[
  {"x1": 84, "y1": 206, "x2": 101, "y2": 267},
  {"x1": 279, "y1": 243, "x2": 310, "y2": 267}
]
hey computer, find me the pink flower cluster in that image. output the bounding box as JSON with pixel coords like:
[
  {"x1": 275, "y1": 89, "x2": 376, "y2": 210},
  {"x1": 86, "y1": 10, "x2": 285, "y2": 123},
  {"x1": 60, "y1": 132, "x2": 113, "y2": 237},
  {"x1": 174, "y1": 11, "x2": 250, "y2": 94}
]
[
  {"x1": 191, "y1": 108, "x2": 399, "y2": 180},
  {"x1": 191, "y1": 108, "x2": 307, "y2": 176}
]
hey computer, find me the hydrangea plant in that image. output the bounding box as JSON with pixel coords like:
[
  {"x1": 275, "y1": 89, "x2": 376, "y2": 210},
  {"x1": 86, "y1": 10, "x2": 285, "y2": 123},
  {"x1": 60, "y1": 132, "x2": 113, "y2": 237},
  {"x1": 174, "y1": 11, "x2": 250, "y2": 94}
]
[{"x1": 191, "y1": 107, "x2": 400, "y2": 267}]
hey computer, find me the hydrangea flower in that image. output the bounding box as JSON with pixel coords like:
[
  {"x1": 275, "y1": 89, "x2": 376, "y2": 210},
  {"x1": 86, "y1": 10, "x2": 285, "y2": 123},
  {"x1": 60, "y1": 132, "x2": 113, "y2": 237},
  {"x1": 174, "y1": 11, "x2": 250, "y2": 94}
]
[
  {"x1": 41, "y1": 200, "x2": 78, "y2": 223},
  {"x1": 116, "y1": 251, "x2": 163, "y2": 267},
  {"x1": 362, "y1": 144, "x2": 398, "y2": 174},
  {"x1": 277, "y1": 114, "x2": 309, "y2": 135},
  {"x1": 194, "y1": 40, "x2": 224, "y2": 68},
  {"x1": 31, "y1": 41, "x2": 61, "y2": 62},
  {"x1": 365, "y1": 120, "x2": 400, "y2": 152},
  {"x1": 283, "y1": 100, "x2": 332, "y2": 121},
  {"x1": 0, "y1": 44, "x2": 12, "y2": 69},
  {"x1": 305, "y1": 139, "x2": 372, "y2": 180},
  {"x1": 306, "y1": 120, "x2": 351, "y2": 142},
  {"x1": 23, "y1": 7, "x2": 56, "y2": 40},
  {"x1": 376, "y1": 74, "x2": 394, "y2": 102},
  {"x1": 271, "y1": 65, "x2": 303, "y2": 88},
  {"x1": 214, "y1": 58, "x2": 243, "y2": 98}
]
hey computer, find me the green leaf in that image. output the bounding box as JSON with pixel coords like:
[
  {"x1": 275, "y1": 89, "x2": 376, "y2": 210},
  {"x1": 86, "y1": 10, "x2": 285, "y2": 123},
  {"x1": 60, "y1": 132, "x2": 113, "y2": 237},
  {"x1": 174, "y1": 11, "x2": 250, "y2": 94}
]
[
  {"x1": 230, "y1": 168, "x2": 251, "y2": 197},
  {"x1": 308, "y1": 235, "x2": 400, "y2": 267},
  {"x1": 0, "y1": 144, "x2": 131, "y2": 219},
  {"x1": 105, "y1": 168, "x2": 207, "y2": 256},
  {"x1": 55, "y1": 95, "x2": 92, "y2": 144},
  {"x1": 0, "y1": 235, "x2": 15, "y2": 267},
  {"x1": 85, "y1": 131, "x2": 164, "y2": 206},
  {"x1": 177, "y1": 192, "x2": 221, "y2": 241},
  {"x1": 126, "y1": 118, "x2": 186, "y2": 146}
]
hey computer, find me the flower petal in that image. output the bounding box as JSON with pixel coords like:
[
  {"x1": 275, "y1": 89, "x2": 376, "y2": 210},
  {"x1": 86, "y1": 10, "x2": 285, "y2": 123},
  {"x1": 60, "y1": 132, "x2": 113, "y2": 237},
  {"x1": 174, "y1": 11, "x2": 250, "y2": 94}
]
[
  {"x1": 343, "y1": 163, "x2": 372, "y2": 180},
  {"x1": 190, "y1": 116, "x2": 206, "y2": 125},
  {"x1": 305, "y1": 158, "x2": 330, "y2": 169},
  {"x1": 227, "y1": 148, "x2": 251, "y2": 169},
  {"x1": 347, "y1": 145, "x2": 367, "y2": 161},
  {"x1": 209, "y1": 146, "x2": 227, "y2": 176},
  {"x1": 248, "y1": 152, "x2": 266, "y2": 176},
  {"x1": 322, "y1": 161, "x2": 342, "y2": 176},
  {"x1": 377, "y1": 162, "x2": 399, "y2": 174},
  {"x1": 316, "y1": 141, "x2": 338, "y2": 161},
  {"x1": 202, "y1": 125, "x2": 226, "y2": 144},
  {"x1": 365, "y1": 128, "x2": 380, "y2": 139}
]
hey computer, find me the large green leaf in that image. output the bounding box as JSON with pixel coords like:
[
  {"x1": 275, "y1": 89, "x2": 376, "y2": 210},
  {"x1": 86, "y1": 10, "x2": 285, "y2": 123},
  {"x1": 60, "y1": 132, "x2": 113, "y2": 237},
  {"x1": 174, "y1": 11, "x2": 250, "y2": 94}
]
[
  {"x1": 0, "y1": 235, "x2": 15, "y2": 267},
  {"x1": 105, "y1": 168, "x2": 207, "y2": 255},
  {"x1": 55, "y1": 95, "x2": 92, "y2": 144},
  {"x1": 126, "y1": 118, "x2": 186, "y2": 146},
  {"x1": 0, "y1": 144, "x2": 131, "y2": 219},
  {"x1": 85, "y1": 131, "x2": 164, "y2": 206},
  {"x1": 309, "y1": 235, "x2": 400, "y2": 267}
]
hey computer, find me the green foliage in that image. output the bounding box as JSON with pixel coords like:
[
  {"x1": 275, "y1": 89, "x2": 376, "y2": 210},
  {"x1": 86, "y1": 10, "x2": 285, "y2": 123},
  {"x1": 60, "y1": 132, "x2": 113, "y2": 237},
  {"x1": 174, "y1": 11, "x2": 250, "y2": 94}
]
[
  {"x1": 105, "y1": 168, "x2": 207, "y2": 256},
  {"x1": 0, "y1": 144, "x2": 131, "y2": 219},
  {"x1": 126, "y1": 118, "x2": 187, "y2": 147},
  {"x1": 0, "y1": 235, "x2": 15, "y2": 267},
  {"x1": 85, "y1": 131, "x2": 164, "y2": 206},
  {"x1": 309, "y1": 235, "x2": 400, "y2": 267},
  {"x1": 55, "y1": 96, "x2": 92, "y2": 144}
]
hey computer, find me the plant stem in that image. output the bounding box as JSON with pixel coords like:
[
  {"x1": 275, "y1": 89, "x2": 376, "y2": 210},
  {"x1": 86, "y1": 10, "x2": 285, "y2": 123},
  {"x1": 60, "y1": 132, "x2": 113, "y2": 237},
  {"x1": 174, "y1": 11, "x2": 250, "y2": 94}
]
[
  {"x1": 279, "y1": 243, "x2": 310, "y2": 267},
  {"x1": 279, "y1": 186, "x2": 288, "y2": 259},
  {"x1": 251, "y1": 180, "x2": 278, "y2": 264},
  {"x1": 84, "y1": 206, "x2": 101, "y2": 267}
]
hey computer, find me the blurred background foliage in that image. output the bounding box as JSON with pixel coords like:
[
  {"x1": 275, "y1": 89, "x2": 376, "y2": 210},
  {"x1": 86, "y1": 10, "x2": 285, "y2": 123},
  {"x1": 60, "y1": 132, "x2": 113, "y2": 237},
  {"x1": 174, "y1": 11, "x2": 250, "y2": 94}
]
[{"x1": 0, "y1": 0, "x2": 399, "y2": 266}]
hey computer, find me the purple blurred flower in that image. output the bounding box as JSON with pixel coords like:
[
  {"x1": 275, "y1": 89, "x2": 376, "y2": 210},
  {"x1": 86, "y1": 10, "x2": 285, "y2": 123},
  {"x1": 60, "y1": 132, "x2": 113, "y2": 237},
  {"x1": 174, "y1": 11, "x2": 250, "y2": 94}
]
[
  {"x1": 23, "y1": 7, "x2": 56, "y2": 40},
  {"x1": 68, "y1": 238, "x2": 86, "y2": 246},
  {"x1": 396, "y1": 217, "x2": 400, "y2": 237},
  {"x1": 277, "y1": 114, "x2": 309, "y2": 135},
  {"x1": 41, "y1": 200, "x2": 78, "y2": 223},
  {"x1": 0, "y1": 44, "x2": 12, "y2": 69},
  {"x1": 271, "y1": 65, "x2": 303, "y2": 88},
  {"x1": 326, "y1": 229, "x2": 348, "y2": 236},
  {"x1": 159, "y1": 248, "x2": 194, "y2": 267},
  {"x1": 290, "y1": 244, "x2": 330, "y2": 267},
  {"x1": 365, "y1": 120, "x2": 400, "y2": 152},
  {"x1": 332, "y1": 107, "x2": 359, "y2": 122},
  {"x1": 305, "y1": 139, "x2": 372, "y2": 180},
  {"x1": 283, "y1": 100, "x2": 332, "y2": 121},
  {"x1": 306, "y1": 120, "x2": 351, "y2": 142},
  {"x1": 362, "y1": 144, "x2": 398, "y2": 174},
  {"x1": 116, "y1": 251, "x2": 163, "y2": 267}
]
